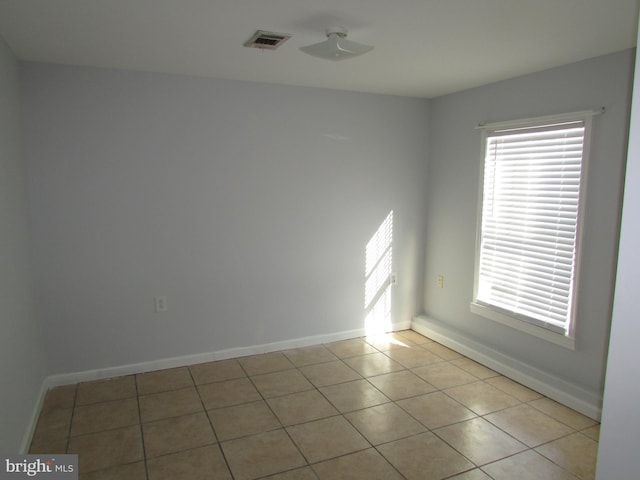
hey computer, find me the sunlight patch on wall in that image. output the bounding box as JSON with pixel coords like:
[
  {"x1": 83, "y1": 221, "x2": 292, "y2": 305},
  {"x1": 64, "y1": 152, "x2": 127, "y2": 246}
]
[{"x1": 364, "y1": 211, "x2": 394, "y2": 335}]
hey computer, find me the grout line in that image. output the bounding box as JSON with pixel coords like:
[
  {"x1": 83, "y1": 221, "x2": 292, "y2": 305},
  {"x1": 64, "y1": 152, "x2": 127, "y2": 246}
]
[
  {"x1": 132, "y1": 373, "x2": 150, "y2": 480},
  {"x1": 243, "y1": 357, "x2": 321, "y2": 468},
  {"x1": 299, "y1": 340, "x2": 406, "y2": 477},
  {"x1": 29, "y1": 330, "x2": 598, "y2": 480},
  {"x1": 188, "y1": 365, "x2": 237, "y2": 479},
  {"x1": 65, "y1": 383, "x2": 79, "y2": 454}
]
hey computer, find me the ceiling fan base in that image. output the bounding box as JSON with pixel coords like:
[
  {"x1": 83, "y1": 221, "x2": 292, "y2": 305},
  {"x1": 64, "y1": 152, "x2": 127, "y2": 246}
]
[{"x1": 300, "y1": 27, "x2": 373, "y2": 61}]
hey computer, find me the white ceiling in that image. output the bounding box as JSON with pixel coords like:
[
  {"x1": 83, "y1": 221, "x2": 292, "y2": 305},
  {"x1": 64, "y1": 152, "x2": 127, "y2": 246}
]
[{"x1": 0, "y1": 0, "x2": 638, "y2": 98}]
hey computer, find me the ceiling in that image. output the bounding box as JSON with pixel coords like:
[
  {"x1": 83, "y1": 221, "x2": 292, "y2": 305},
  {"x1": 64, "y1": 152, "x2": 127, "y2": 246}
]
[{"x1": 0, "y1": 0, "x2": 638, "y2": 98}]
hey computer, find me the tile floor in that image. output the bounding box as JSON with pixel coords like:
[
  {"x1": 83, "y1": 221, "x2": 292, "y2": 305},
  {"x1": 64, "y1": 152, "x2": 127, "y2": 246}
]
[{"x1": 29, "y1": 330, "x2": 600, "y2": 480}]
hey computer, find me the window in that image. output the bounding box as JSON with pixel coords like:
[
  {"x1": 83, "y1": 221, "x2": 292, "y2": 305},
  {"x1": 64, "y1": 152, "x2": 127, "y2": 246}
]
[{"x1": 471, "y1": 111, "x2": 597, "y2": 349}]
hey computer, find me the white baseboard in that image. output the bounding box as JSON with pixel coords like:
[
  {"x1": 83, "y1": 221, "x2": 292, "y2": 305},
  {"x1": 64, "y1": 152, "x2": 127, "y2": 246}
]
[
  {"x1": 45, "y1": 321, "x2": 410, "y2": 387},
  {"x1": 24, "y1": 320, "x2": 410, "y2": 452},
  {"x1": 19, "y1": 378, "x2": 49, "y2": 454},
  {"x1": 412, "y1": 315, "x2": 602, "y2": 421},
  {"x1": 45, "y1": 328, "x2": 359, "y2": 387}
]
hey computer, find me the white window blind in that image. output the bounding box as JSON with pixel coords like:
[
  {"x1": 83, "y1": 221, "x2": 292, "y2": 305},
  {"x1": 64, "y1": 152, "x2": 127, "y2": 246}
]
[{"x1": 475, "y1": 118, "x2": 589, "y2": 335}]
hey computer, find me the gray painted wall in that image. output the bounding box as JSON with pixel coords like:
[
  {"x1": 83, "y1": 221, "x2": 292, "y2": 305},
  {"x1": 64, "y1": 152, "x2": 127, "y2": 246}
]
[
  {"x1": 0, "y1": 37, "x2": 46, "y2": 452},
  {"x1": 10, "y1": 47, "x2": 635, "y2": 452},
  {"x1": 423, "y1": 50, "x2": 634, "y2": 399},
  {"x1": 22, "y1": 63, "x2": 429, "y2": 375},
  {"x1": 596, "y1": 28, "x2": 640, "y2": 479}
]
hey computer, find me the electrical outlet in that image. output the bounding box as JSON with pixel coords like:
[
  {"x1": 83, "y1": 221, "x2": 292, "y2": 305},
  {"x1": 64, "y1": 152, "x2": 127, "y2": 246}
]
[
  {"x1": 154, "y1": 296, "x2": 167, "y2": 312},
  {"x1": 390, "y1": 272, "x2": 398, "y2": 285},
  {"x1": 437, "y1": 275, "x2": 444, "y2": 288}
]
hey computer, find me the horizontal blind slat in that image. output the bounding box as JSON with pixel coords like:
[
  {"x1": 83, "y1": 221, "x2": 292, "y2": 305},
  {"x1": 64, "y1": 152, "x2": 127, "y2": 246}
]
[{"x1": 477, "y1": 120, "x2": 585, "y2": 333}]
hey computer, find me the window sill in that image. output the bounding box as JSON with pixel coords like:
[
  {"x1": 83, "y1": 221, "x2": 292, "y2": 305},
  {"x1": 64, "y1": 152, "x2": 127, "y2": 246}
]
[{"x1": 469, "y1": 302, "x2": 576, "y2": 350}]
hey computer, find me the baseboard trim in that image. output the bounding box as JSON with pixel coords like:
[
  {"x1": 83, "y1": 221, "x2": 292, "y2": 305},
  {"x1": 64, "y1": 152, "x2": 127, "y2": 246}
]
[
  {"x1": 412, "y1": 315, "x2": 602, "y2": 420},
  {"x1": 26, "y1": 320, "x2": 409, "y2": 451},
  {"x1": 44, "y1": 321, "x2": 410, "y2": 387},
  {"x1": 19, "y1": 378, "x2": 49, "y2": 454}
]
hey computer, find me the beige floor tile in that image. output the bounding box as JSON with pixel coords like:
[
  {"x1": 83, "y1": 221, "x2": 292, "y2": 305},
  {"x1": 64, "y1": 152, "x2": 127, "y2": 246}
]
[
  {"x1": 299, "y1": 360, "x2": 361, "y2": 387},
  {"x1": 378, "y1": 432, "x2": 474, "y2": 479},
  {"x1": 412, "y1": 362, "x2": 478, "y2": 389},
  {"x1": 139, "y1": 386, "x2": 203, "y2": 423},
  {"x1": 319, "y1": 379, "x2": 390, "y2": 413},
  {"x1": 136, "y1": 367, "x2": 193, "y2": 395},
  {"x1": 485, "y1": 376, "x2": 543, "y2": 402},
  {"x1": 82, "y1": 461, "x2": 146, "y2": 480},
  {"x1": 396, "y1": 329, "x2": 433, "y2": 345},
  {"x1": 451, "y1": 357, "x2": 499, "y2": 379},
  {"x1": 68, "y1": 425, "x2": 143, "y2": 474},
  {"x1": 268, "y1": 467, "x2": 319, "y2": 479},
  {"x1": 434, "y1": 417, "x2": 527, "y2": 465},
  {"x1": 76, "y1": 376, "x2": 136, "y2": 405},
  {"x1": 31, "y1": 407, "x2": 72, "y2": 445},
  {"x1": 251, "y1": 369, "x2": 314, "y2": 398},
  {"x1": 397, "y1": 391, "x2": 476, "y2": 429},
  {"x1": 313, "y1": 448, "x2": 404, "y2": 480},
  {"x1": 28, "y1": 335, "x2": 606, "y2": 480},
  {"x1": 29, "y1": 438, "x2": 68, "y2": 454},
  {"x1": 482, "y1": 449, "x2": 578, "y2": 480},
  {"x1": 41, "y1": 385, "x2": 77, "y2": 412},
  {"x1": 581, "y1": 424, "x2": 600, "y2": 441},
  {"x1": 448, "y1": 469, "x2": 494, "y2": 480},
  {"x1": 238, "y1": 351, "x2": 294, "y2": 376},
  {"x1": 189, "y1": 359, "x2": 246, "y2": 385},
  {"x1": 444, "y1": 381, "x2": 521, "y2": 415},
  {"x1": 344, "y1": 402, "x2": 426, "y2": 445},
  {"x1": 325, "y1": 338, "x2": 378, "y2": 358},
  {"x1": 364, "y1": 333, "x2": 416, "y2": 351},
  {"x1": 283, "y1": 345, "x2": 338, "y2": 367},
  {"x1": 529, "y1": 397, "x2": 598, "y2": 430},
  {"x1": 71, "y1": 397, "x2": 139, "y2": 436},
  {"x1": 485, "y1": 404, "x2": 574, "y2": 447},
  {"x1": 147, "y1": 444, "x2": 232, "y2": 480},
  {"x1": 197, "y1": 377, "x2": 261, "y2": 409},
  {"x1": 222, "y1": 429, "x2": 306, "y2": 480},
  {"x1": 208, "y1": 400, "x2": 281, "y2": 440},
  {"x1": 421, "y1": 342, "x2": 464, "y2": 360},
  {"x1": 266, "y1": 390, "x2": 338, "y2": 426},
  {"x1": 383, "y1": 346, "x2": 444, "y2": 368},
  {"x1": 287, "y1": 416, "x2": 369, "y2": 464},
  {"x1": 368, "y1": 370, "x2": 437, "y2": 400},
  {"x1": 343, "y1": 352, "x2": 405, "y2": 377},
  {"x1": 142, "y1": 411, "x2": 216, "y2": 457},
  {"x1": 535, "y1": 432, "x2": 598, "y2": 480}
]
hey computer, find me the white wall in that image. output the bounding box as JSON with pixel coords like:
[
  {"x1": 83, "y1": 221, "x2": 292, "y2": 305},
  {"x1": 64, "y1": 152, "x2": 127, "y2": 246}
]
[
  {"x1": 595, "y1": 37, "x2": 640, "y2": 480},
  {"x1": 422, "y1": 50, "x2": 634, "y2": 406},
  {"x1": 0, "y1": 37, "x2": 46, "y2": 452},
  {"x1": 21, "y1": 63, "x2": 429, "y2": 375}
]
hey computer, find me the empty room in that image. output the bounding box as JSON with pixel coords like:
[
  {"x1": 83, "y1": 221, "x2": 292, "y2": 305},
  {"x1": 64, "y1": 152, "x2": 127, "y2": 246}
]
[{"x1": 1, "y1": 1, "x2": 639, "y2": 479}]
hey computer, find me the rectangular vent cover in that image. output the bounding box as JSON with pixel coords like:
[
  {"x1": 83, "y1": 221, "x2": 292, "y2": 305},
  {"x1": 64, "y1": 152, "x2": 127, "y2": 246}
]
[{"x1": 244, "y1": 30, "x2": 292, "y2": 50}]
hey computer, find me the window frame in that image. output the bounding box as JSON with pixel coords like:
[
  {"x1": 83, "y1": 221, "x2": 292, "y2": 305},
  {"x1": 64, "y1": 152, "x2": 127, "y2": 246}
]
[{"x1": 470, "y1": 110, "x2": 599, "y2": 350}]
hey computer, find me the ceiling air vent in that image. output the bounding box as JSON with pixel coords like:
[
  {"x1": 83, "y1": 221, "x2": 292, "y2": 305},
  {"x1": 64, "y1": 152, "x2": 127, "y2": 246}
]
[{"x1": 244, "y1": 30, "x2": 292, "y2": 50}]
